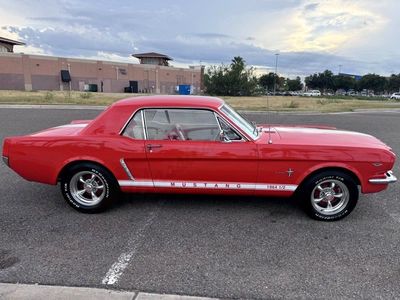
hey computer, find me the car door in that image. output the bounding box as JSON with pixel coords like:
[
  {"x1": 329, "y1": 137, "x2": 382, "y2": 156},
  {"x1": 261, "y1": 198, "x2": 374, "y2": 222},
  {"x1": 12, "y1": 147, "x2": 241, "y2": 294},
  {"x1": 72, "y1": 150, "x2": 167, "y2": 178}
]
[
  {"x1": 142, "y1": 108, "x2": 259, "y2": 194},
  {"x1": 118, "y1": 110, "x2": 154, "y2": 192}
]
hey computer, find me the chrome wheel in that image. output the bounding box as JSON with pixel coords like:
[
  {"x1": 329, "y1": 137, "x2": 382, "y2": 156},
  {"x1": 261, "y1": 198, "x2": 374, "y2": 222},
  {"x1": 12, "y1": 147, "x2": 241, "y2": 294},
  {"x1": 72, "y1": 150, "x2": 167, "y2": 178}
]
[
  {"x1": 70, "y1": 171, "x2": 106, "y2": 206},
  {"x1": 311, "y1": 179, "x2": 349, "y2": 216}
]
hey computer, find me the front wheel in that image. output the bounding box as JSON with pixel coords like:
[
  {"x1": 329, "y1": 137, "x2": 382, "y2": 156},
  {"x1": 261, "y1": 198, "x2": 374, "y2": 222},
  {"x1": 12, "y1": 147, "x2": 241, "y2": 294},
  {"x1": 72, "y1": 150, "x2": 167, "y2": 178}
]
[
  {"x1": 300, "y1": 171, "x2": 359, "y2": 221},
  {"x1": 60, "y1": 163, "x2": 119, "y2": 213}
]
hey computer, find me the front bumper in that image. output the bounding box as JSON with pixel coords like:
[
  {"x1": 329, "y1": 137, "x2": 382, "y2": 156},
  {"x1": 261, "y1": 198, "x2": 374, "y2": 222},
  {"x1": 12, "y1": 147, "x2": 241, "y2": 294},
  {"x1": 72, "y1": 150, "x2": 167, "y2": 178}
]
[
  {"x1": 369, "y1": 170, "x2": 397, "y2": 184},
  {"x1": 2, "y1": 156, "x2": 9, "y2": 167}
]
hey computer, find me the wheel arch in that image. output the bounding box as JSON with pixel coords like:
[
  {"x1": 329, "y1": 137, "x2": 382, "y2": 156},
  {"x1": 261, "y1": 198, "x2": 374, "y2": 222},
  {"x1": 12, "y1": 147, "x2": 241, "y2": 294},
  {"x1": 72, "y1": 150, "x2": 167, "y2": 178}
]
[
  {"x1": 297, "y1": 166, "x2": 361, "y2": 192},
  {"x1": 57, "y1": 159, "x2": 120, "y2": 189}
]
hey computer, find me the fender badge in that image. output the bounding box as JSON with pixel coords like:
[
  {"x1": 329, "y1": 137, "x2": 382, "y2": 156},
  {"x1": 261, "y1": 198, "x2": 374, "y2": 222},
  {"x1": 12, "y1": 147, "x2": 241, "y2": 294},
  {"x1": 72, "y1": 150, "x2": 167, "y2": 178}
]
[{"x1": 277, "y1": 168, "x2": 295, "y2": 177}]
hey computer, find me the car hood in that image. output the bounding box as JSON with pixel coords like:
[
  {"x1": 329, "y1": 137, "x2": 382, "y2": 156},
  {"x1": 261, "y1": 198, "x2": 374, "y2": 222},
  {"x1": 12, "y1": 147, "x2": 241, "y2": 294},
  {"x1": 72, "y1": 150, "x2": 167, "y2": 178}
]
[{"x1": 261, "y1": 125, "x2": 390, "y2": 149}]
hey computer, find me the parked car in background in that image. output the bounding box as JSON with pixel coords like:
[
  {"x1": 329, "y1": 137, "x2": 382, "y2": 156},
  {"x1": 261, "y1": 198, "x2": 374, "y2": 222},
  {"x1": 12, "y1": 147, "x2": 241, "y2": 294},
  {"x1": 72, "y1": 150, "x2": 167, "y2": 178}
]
[
  {"x1": 2, "y1": 96, "x2": 397, "y2": 221},
  {"x1": 347, "y1": 89, "x2": 357, "y2": 96},
  {"x1": 336, "y1": 89, "x2": 346, "y2": 96},
  {"x1": 303, "y1": 90, "x2": 321, "y2": 97},
  {"x1": 390, "y1": 92, "x2": 400, "y2": 100}
]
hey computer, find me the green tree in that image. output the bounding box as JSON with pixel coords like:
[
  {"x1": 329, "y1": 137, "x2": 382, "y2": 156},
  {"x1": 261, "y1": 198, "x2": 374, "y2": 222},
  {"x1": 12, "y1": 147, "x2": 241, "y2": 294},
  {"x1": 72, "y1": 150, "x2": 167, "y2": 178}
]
[
  {"x1": 285, "y1": 77, "x2": 303, "y2": 91},
  {"x1": 259, "y1": 72, "x2": 275, "y2": 91},
  {"x1": 305, "y1": 70, "x2": 334, "y2": 92},
  {"x1": 259, "y1": 72, "x2": 285, "y2": 91},
  {"x1": 305, "y1": 73, "x2": 320, "y2": 89},
  {"x1": 204, "y1": 56, "x2": 258, "y2": 96},
  {"x1": 333, "y1": 75, "x2": 356, "y2": 91},
  {"x1": 388, "y1": 74, "x2": 400, "y2": 92},
  {"x1": 358, "y1": 74, "x2": 387, "y2": 93}
]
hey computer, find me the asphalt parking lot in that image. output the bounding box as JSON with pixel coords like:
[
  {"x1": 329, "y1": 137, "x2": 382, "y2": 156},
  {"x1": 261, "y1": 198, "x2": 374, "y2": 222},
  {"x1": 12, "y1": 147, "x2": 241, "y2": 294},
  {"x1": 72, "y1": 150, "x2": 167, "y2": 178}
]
[{"x1": 0, "y1": 107, "x2": 399, "y2": 299}]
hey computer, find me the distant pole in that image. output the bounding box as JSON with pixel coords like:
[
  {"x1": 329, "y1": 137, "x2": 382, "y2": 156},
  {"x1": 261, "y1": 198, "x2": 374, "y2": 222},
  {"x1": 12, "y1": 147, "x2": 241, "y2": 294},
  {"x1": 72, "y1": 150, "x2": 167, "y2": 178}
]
[
  {"x1": 338, "y1": 64, "x2": 342, "y2": 75},
  {"x1": 273, "y1": 53, "x2": 279, "y2": 95}
]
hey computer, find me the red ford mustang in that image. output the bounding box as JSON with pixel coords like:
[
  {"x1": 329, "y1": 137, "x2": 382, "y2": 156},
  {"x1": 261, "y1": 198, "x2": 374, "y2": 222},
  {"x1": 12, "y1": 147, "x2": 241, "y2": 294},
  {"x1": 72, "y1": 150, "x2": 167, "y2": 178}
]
[{"x1": 2, "y1": 96, "x2": 397, "y2": 221}]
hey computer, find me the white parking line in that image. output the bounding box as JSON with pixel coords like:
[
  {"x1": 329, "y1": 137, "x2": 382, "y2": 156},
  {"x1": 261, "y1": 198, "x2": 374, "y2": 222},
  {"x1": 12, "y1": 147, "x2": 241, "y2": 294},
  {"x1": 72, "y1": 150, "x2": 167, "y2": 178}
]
[{"x1": 101, "y1": 203, "x2": 163, "y2": 285}]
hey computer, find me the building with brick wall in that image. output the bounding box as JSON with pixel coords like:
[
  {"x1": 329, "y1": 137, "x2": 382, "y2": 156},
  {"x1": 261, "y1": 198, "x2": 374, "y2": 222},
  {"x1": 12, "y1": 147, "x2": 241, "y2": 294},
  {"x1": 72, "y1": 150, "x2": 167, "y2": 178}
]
[{"x1": 0, "y1": 50, "x2": 204, "y2": 94}]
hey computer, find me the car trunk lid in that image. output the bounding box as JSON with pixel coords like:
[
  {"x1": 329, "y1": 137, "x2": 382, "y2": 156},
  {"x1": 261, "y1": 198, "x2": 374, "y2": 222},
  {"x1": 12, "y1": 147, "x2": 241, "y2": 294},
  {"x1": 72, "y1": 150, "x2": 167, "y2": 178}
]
[{"x1": 29, "y1": 123, "x2": 89, "y2": 137}]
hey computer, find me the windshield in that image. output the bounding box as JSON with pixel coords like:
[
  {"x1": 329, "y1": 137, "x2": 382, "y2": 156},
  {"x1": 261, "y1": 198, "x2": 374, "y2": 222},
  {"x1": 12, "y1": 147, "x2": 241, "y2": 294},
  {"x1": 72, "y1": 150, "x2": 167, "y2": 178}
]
[{"x1": 220, "y1": 104, "x2": 258, "y2": 140}]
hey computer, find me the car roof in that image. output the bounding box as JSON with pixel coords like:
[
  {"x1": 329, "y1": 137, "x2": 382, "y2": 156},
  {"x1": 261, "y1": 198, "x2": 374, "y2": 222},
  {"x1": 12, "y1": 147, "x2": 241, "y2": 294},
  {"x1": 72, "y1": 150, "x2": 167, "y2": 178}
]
[
  {"x1": 113, "y1": 95, "x2": 225, "y2": 110},
  {"x1": 81, "y1": 95, "x2": 225, "y2": 136}
]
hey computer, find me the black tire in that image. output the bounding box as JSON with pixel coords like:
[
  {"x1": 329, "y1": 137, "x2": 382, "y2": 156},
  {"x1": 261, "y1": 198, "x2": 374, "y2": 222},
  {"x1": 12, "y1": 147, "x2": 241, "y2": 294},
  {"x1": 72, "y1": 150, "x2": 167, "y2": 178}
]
[
  {"x1": 60, "y1": 163, "x2": 119, "y2": 213},
  {"x1": 300, "y1": 170, "x2": 359, "y2": 221}
]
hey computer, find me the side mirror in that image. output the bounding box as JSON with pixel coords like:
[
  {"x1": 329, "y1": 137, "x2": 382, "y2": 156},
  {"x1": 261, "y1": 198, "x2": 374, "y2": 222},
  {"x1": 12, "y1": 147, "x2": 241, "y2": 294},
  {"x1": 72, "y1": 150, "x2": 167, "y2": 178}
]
[{"x1": 219, "y1": 130, "x2": 231, "y2": 143}]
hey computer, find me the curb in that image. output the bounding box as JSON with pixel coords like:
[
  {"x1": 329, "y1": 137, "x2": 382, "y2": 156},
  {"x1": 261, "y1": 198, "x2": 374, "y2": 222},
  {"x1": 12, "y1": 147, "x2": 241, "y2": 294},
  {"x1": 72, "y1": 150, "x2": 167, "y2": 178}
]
[
  {"x1": 0, "y1": 283, "x2": 219, "y2": 300},
  {"x1": 1, "y1": 104, "x2": 400, "y2": 115},
  {"x1": 0, "y1": 104, "x2": 106, "y2": 110}
]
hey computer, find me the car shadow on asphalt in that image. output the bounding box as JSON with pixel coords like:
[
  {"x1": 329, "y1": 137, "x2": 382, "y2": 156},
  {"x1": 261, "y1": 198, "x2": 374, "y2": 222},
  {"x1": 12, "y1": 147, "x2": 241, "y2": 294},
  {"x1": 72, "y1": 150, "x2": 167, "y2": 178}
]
[{"x1": 112, "y1": 192, "x2": 306, "y2": 221}]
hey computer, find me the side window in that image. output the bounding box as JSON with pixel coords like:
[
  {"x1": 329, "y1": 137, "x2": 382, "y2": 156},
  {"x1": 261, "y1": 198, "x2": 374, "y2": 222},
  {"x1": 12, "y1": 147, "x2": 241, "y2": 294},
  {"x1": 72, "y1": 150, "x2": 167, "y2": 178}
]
[
  {"x1": 122, "y1": 110, "x2": 144, "y2": 139},
  {"x1": 144, "y1": 109, "x2": 220, "y2": 141},
  {"x1": 218, "y1": 117, "x2": 242, "y2": 141},
  {"x1": 144, "y1": 109, "x2": 171, "y2": 140}
]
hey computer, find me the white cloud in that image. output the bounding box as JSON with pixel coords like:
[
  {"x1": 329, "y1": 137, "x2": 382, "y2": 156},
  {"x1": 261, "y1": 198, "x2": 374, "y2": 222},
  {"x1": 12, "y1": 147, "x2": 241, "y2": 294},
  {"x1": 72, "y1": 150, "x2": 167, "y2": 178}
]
[{"x1": 0, "y1": 0, "x2": 399, "y2": 77}]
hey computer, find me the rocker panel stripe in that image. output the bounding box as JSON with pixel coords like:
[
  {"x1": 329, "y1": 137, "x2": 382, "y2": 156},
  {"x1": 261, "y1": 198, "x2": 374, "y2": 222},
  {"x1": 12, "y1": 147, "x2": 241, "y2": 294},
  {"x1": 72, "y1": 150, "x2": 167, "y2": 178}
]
[{"x1": 118, "y1": 180, "x2": 297, "y2": 191}]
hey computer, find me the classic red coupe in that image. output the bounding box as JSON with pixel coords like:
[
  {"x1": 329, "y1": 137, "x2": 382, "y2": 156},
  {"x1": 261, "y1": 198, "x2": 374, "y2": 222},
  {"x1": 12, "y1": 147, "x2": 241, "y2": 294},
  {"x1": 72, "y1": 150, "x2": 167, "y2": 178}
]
[{"x1": 2, "y1": 96, "x2": 397, "y2": 220}]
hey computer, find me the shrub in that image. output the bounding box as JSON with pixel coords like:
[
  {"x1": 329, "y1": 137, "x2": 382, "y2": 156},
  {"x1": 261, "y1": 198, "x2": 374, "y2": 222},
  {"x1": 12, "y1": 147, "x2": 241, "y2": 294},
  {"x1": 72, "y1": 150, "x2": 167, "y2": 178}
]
[
  {"x1": 284, "y1": 100, "x2": 299, "y2": 108},
  {"x1": 80, "y1": 92, "x2": 92, "y2": 99},
  {"x1": 44, "y1": 92, "x2": 54, "y2": 101}
]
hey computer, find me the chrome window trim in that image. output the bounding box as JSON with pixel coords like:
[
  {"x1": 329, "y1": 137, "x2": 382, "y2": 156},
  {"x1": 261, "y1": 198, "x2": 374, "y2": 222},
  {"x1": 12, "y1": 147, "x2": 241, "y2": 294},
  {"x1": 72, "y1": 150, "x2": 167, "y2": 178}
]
[
  {"x1": 218, "y1": 104, "x2": 259, "y2": 141},
  {"x1": 141, "y1": 109, "x2": 147, "y2": 140},
  {"x1": 143, "y1": 108, "x2": 223, "y2": 142},
  {"x1": 119, "y1": 111, "x2": 136, "y2": 136},
  {"x1": 120, "y1": 106, "x2": 254, "y2": 142},
  {"x1": 213, "y1": 112, "x2": 245, "y2": 142},
  {"x1": 120, "y1": 107, "x2": 219, "y2": 137},
  {"x1": 120, "y1": 158, "x2": 135, "y2": 180},
  {"x1": 213, "y1": 112, "x2": 222, "y2": 132},
  {"x1": 143, "y1": 109, "x2": 150, "y2": 141}
]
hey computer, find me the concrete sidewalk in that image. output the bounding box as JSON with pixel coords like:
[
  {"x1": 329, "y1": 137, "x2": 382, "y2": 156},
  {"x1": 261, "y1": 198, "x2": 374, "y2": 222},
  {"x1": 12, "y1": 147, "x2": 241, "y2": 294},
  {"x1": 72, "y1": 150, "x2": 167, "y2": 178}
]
[{"x1": 0, "y1": 283, "x2": 219, "y2": 300}]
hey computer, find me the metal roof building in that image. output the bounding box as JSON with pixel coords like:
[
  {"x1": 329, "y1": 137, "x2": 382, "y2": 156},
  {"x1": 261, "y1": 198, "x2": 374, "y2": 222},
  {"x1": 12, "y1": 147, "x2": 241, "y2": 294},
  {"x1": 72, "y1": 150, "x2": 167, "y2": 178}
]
[
  {"x1": 0, "y1": 37, "x2": 25, "y2": 53},
  {"x1": 132, "y1": 52, "x2": 173, "y2": 66}
]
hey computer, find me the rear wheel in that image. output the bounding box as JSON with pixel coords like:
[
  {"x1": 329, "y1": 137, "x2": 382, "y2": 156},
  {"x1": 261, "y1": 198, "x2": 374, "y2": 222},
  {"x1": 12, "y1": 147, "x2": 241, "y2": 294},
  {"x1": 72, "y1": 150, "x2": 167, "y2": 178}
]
[
  {"x1": 60, "y1": 163, "x2": 118, "y2": 213},
  {"x1": 300, "y1": 171, "x2": 359, "y2": 221}
]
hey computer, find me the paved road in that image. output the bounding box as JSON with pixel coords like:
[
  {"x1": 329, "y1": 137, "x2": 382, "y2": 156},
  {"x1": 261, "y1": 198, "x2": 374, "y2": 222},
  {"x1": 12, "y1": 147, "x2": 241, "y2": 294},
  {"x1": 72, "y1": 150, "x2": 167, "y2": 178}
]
[{"x1": 0, "y1": 107, "x2": 399, "y2": 299}]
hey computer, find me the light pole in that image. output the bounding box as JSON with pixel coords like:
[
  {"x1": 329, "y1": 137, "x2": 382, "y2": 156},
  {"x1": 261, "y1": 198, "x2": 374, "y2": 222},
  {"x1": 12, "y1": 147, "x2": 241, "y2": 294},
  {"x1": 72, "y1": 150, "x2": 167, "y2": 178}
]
[{"x1": 273, "y1": 53, "x2": 279, "y2": 96}]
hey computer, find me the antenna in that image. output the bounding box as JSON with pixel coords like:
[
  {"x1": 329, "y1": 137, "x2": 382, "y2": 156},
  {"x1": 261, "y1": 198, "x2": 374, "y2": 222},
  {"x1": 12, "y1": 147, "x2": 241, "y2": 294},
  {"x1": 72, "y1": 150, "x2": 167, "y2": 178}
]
[
  {"x1": 266, "y1": 91, "x2": 272, "y2": 144},
  {"x1": 266, "y1": 53, "x2": 280, "y2": 145}
]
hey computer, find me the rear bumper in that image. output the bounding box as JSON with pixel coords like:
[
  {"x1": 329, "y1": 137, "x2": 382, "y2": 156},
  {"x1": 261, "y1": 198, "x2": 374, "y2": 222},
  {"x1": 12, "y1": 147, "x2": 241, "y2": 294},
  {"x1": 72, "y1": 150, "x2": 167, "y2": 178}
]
[{"x1": 369, "y1": 170, "x2": 397, "y2": 184}]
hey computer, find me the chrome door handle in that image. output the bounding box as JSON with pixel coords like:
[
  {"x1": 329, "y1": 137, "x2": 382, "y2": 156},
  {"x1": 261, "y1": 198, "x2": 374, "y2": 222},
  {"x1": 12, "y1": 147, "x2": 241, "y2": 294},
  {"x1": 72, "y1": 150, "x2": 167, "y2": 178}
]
[{"x1": 146, "y1": 144, "x2": 162, "y2": 151}]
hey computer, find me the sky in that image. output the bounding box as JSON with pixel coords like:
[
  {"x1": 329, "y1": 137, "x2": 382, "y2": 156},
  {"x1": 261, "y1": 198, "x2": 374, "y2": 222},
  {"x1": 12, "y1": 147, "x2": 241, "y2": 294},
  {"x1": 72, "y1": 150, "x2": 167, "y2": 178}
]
[{"x1": 0, "y1": 0, "x2": 399, "y2": 78}]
